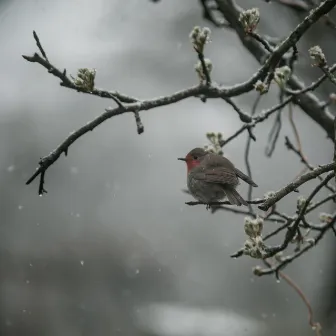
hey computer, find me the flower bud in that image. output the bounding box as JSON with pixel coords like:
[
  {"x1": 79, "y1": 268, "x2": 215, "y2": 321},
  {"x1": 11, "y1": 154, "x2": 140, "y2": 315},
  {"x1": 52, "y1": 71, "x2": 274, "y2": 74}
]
[
  {"x1": 297, "y1": 196, "x2": 307, "y2": 211},
  {"x1": 309, "y1": 45, "x2": 326, "y2": 67},
  {"x1": 319, "y1": 212, "x2": 332, "y2": 223},
  {"x1": 189, "y1": 26, "x2": 211, "y2": 53},
  {"x1": 239, "y1": 8, "x2": 260, "y2": 33},
  {"x1": 254, "y1": 80, "x2": 268, "y2": 94},
  {"x1": 195, "y1": 59, "x2": 213, "y2": 82},
  {"x1": 264, "y1": 191, "x2": 276, "y2": 199},
  {"x1": 244, "y1": 217, "x2": 263, "y2": 238},
  {"x1": 72, "y1": 68, "x2": 96, "y2": 92},
  {"x1": 274, "y1": 66, "x2": 291, "y2": 88}
]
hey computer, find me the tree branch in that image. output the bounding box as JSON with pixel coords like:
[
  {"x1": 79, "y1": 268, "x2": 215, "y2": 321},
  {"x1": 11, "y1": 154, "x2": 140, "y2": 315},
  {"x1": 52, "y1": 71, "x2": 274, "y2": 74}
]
[
  {"x1": 214, "y1": 0, "x2": 336, "y2": 139},
  {"x1": 261, "y1": 172, "x2": 335, "y2": 258},
  {"x1": 24, "y1": 0, "x2": 336, "y2": 193},
  {"x1": 285, "y1": 136, "x2": 336, "y2": 194},
  {"x1": 255, "y1": 213, "x2": 336, "y2": 276},
  {"x1": 258, "y1": 163, "x2": 336, "y2": 211}
]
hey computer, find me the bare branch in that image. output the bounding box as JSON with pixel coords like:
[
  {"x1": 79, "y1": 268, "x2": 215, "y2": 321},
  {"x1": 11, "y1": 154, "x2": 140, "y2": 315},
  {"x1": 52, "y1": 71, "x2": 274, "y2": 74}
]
[
  {"x1": 33, "y1": 30, "x2": 49, "y2": 62},
  {"x1": 264, "y1": 90, "x2": 284, "y2": 157},
  {"x1": 285, "y1": 136, "x2": 336, "y2": 194},
  {"x1": 213, "y1": 205, "x2": 287, "y2": 222},
  {"x1": 215, "y1": 0, "x2": 336, "y2": 139},
  {"x1": 248, "y1": 32, "x2": 273, "y2": 53},
  {"x1": 255, "y1": 214, "x2": 336, "y2": 276},
  {"x1": 231, "y1": 190, "x2": 336, "y2": 258},
  {"x1": 245, "y1": 95, "x2": 262, "y2": 214},
  {"x1": 260, "y1": 172, "x2": 335, "y2": 258},
  {"x1": 221, "y1": 97, "x2": 252, "y2": 123},
  {"x1": 24, "y1": 0, "x2": 336, "y2": 194},
  {"x1": 322, "y1": 66, "x2": 336, "y2": 87},
  {"x1": 262, "y1": 259, "x2": 323, "y2": 335},
  {"x1": 220, "y1": 66, "x2": 336, "y2": 147},
  {"x1": 196, "y1": 47, "x2": 212, "y2": 86},
  {"x1": 258, "y1": 163, "x2": 336, "y2": 211},
  {"x1": 186, "y1": 199, "x2": 263, "y2": 206},
  {"x1": 23, "y1": 47, "x2": 138, "y2": 103},
  {"x1": 222, "y1": 0, "x2": 336, "y2": 97}
]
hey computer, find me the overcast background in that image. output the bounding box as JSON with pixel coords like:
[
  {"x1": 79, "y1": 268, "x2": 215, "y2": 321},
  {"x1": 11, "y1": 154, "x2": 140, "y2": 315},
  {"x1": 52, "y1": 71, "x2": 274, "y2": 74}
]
[{"x1": 0, "y1": 0, "x2": 336, "y2": 335}]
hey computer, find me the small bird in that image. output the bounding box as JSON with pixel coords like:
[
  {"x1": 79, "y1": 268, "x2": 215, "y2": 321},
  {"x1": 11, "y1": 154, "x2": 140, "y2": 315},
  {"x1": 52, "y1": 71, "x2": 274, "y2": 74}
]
[{"x1": 178, "y1": 147, "x2": 258, "y2": 207}]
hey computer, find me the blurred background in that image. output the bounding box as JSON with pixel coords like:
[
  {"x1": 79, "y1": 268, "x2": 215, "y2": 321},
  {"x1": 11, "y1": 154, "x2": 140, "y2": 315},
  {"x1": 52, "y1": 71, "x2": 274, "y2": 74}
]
[{"x1": 0, "y1": 0, "x2": 336, "y2": 335}]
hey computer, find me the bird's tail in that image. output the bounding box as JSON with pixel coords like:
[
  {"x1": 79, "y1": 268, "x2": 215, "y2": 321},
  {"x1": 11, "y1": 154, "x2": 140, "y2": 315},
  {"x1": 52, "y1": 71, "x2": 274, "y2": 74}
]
[
  {"x1": 224, "y1": 187, "x2": 248, "y2": 206},
  {"x1": 234, "y1": 168, "x2": 258, "y2": 187}
]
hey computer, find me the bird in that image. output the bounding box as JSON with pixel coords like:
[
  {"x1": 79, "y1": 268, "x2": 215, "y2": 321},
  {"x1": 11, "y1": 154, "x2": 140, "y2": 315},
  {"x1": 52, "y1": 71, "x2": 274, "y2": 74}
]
[{"x1": 178, "y1": 147, "x2": 258, "y2": 208}]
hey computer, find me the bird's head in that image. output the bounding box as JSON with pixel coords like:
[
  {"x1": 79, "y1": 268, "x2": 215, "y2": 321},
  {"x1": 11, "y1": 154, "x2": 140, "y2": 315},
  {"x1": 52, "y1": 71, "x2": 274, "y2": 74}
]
[{"x1": 178, "y1": 147, "x2": 207, "y2": 172}]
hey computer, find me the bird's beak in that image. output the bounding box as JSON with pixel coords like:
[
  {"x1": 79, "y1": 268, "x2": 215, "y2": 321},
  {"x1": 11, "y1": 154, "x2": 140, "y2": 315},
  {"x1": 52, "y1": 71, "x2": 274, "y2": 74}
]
[{"x1": 177, "y1": 157, "x2": 186, "y2": 161}]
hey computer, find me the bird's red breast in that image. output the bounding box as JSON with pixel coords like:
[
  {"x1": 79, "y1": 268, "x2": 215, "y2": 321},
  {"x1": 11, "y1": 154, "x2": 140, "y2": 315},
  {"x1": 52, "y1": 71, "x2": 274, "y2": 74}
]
[{"x1": 185, "y1": 154, "x2": 201, "y2": 172}]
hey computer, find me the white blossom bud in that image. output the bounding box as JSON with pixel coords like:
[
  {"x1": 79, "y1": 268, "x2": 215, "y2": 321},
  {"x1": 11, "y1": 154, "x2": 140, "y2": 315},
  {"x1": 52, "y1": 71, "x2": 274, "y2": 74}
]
[
  {"x1": 309, "y1": 45, "x2": 326, "y2": 67},
  {"x1": 239, "y1": 8, "x2": 260, "y2": 33}
]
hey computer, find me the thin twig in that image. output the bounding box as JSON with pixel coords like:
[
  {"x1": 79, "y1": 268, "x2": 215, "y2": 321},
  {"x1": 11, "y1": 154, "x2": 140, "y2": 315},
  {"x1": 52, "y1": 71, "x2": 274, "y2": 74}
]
[
  {"x1": 216, "y1": 0, "x2": 336, "y2": 139},
  {"x1": 287, "y1": 101, "x2": 310, "y2": 179},
  {"x1": 307, "y1": 192, "x2": 336, "y2": 213},
  {"x1": 322, "y1": 66, "x2": 336, "y2": 87},
  {"x1": 216, "y1": 0, "x2": 336, "y2": 96},
  {"x1": 261, "y1": 172, "x2": 334, "y2": 258},
  {"x1": 288, "y1": 102, "x2": 303, "y2": 156},
  {"x1": 245, "y1": 95, "x2": 262, "y2": 214},
  {"x1": 265, "y1": 90, "x2": 284, "y2": 157},
  {"x1": 194, "y1": 46, "x2": 212, "y2": 86},
  {"x1": 133, "y1": 109, "x2": 145, "y2": 134},
  {"x1": 220, "y1": 66, "x2": 336, "y2": 148},
  {"x1": 285, "y1": 136, "x2": 336, "y2": 193},
  {"x1": 256, "y1": 213, "x2": 336, "y2": 275},
  {"x1": 288, "y1": 44, "x2": 299, "y2": 70},
  {"x1": 248, "y1": 32, "x2": 273, "y2": 53},
  {"x1": 262, "y1": 259, "x2": 322, "y2": 335},
  {"x1": 22, "y1": 52, "x2": 138, "y2": 103},
  {"x1": 24, "y1": 10, "x2": 336, "y2": 193},
  {"x1": 186, "y1": 199, "x2": 264, "y2": 206},
  {"x1": 221, "y1": 97, "x2": 252, "y2": 122},
  {"x1": 258, "y1": 163, "x2": 336, "y2": 211},
  {"x1": 219, "y1": 124, "x2": 255, "y2": 147},
  {"x1": 215, "y1": 206, "x2": 287, "y2": 223},
  {"x1": 230, "y1": 190, "x2": 336, "y2": 259},
  {"x1": 33, "y1": 30, "x2": 49, "y2": 62}
]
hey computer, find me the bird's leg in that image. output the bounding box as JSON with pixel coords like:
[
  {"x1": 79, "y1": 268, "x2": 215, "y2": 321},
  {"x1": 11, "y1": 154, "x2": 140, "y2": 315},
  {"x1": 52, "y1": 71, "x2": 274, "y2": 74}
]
[{"x1": 206, "y1": 204, "x2": 211, "y2": 210}]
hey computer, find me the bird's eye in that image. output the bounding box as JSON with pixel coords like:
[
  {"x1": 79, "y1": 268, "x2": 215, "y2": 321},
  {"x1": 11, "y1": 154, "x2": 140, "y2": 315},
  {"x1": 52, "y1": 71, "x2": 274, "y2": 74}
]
[{"x1": 193, "y1": 155, "x2": 198, "y2": 160}]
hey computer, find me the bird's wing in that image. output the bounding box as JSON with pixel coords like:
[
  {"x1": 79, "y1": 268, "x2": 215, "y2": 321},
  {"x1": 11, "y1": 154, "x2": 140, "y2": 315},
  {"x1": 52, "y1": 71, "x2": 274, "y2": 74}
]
[
  {"x1": 190, "y1": 167, "x2": 238, "y2": 185},
  {"x1": 234, "y1": 168, "x2": 258, "y2": 187}
]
